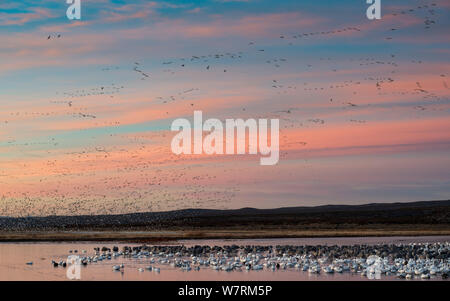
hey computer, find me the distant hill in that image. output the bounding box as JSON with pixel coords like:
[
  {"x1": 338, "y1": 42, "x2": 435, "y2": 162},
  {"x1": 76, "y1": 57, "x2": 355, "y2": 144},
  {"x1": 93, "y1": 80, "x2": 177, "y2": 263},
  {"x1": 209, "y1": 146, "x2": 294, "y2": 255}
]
[{"x1": 0, "y1": 200, "x2": 449, "y2": 231}]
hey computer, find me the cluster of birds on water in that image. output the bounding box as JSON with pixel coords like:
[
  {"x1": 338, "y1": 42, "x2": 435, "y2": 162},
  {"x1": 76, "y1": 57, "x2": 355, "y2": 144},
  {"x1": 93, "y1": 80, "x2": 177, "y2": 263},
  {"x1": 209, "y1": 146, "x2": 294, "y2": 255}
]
[{"x1": 41, "y1": 242, "x2": 450, "y2": 280}]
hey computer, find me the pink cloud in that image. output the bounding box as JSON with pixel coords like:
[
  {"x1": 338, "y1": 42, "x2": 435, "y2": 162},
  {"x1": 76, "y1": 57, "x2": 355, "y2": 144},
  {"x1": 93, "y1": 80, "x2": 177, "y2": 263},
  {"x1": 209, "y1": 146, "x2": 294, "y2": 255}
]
[{"x1": 0, "y1": 7, "x2": 54, "y2": 26}]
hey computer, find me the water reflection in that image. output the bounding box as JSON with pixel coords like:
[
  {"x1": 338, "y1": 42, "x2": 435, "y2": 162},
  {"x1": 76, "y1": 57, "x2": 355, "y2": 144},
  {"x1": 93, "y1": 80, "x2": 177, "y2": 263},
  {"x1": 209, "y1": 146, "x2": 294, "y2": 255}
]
[{"x1": 0, "y1": 236, "x2": 449, "y2": 281}]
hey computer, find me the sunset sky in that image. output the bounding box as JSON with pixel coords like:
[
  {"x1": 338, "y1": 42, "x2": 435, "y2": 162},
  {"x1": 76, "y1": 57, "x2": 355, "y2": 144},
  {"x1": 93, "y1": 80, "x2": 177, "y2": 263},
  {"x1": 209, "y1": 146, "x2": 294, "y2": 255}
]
[{"x1": 0, "y1": 0, "x2": 449, "y2": 216}]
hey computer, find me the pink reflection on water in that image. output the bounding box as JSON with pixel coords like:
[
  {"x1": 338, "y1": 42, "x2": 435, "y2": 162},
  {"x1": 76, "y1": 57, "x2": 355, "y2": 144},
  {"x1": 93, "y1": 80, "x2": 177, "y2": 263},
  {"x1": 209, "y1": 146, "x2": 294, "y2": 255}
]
[{"x1": 0, "y1": 237, "x2": 449, "y2": 281}]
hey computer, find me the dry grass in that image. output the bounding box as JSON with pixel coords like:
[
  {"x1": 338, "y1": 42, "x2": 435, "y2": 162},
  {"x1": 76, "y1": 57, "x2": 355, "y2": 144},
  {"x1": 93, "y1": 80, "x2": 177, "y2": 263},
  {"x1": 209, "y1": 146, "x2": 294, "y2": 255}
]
[{"x1": 1, "y1": 225, "x2": 450, "y2": 242}]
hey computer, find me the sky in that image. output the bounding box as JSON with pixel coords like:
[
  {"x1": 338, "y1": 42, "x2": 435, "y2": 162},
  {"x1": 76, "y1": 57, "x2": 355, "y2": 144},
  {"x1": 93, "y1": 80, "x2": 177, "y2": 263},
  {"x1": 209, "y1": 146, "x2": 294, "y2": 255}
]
[{"x1": 0, "y1": 0, "x2": 449, "y2": 216}]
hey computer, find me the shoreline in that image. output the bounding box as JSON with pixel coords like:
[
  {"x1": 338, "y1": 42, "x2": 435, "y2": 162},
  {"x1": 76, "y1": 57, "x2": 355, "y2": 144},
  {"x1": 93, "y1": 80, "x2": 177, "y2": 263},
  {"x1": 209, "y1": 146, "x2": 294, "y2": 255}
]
[
  {"x1": 2, "y1": 228, "x2": 450, "y2": 243},
  {"x1": 1, "y1": 200, "x2": 449, "y2": 243}
]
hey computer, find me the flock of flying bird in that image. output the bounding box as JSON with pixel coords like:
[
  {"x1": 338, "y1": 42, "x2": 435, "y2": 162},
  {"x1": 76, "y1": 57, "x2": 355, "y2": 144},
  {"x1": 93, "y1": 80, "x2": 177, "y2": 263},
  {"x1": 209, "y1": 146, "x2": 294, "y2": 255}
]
[{"x1": 0, "y1": 1, "x2": 448, "y2": 217}]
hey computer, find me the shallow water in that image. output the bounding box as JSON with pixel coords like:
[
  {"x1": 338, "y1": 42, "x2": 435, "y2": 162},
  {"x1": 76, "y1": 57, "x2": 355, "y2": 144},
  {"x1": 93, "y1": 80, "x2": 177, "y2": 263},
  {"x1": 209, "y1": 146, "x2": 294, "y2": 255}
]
[
  {"x1": 176, "y1": 236, "x2": 450, "y2": 247},
  {"x1": 0, "y1": 236, "x2": 449, "y2": 281}
]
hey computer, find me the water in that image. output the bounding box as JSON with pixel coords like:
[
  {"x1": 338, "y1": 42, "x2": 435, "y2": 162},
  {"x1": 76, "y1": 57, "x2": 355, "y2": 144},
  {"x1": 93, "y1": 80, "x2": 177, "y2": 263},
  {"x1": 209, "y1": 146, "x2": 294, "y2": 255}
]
[{"x1": 0, "y1": 236, "x2": 449, "y2": 281}]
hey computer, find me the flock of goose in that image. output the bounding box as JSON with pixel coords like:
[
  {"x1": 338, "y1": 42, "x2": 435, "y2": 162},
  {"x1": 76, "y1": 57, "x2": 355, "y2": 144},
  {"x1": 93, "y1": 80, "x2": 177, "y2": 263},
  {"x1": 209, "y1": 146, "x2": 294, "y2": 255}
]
[
  {"x1": 0, "y1": 0, "x2": 449, "y2": 216},
  {"x1": 48, "y1": 242, "x2": 450, "y2": 280}
]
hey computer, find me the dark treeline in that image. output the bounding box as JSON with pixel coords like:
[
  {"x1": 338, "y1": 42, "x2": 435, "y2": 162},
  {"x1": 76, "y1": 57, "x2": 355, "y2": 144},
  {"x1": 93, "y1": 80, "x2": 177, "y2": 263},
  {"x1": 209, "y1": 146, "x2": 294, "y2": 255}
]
[{"x1": 0, "y1": 200, "x2": 449, "y2": 231}]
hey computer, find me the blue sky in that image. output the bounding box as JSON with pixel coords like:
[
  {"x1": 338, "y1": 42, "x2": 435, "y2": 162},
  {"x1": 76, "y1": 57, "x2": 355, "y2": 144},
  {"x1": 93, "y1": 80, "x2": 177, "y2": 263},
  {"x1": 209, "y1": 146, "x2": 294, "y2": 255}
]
[{"x1": 0, "y1": 0, "x2": 449, "y2": 216}]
